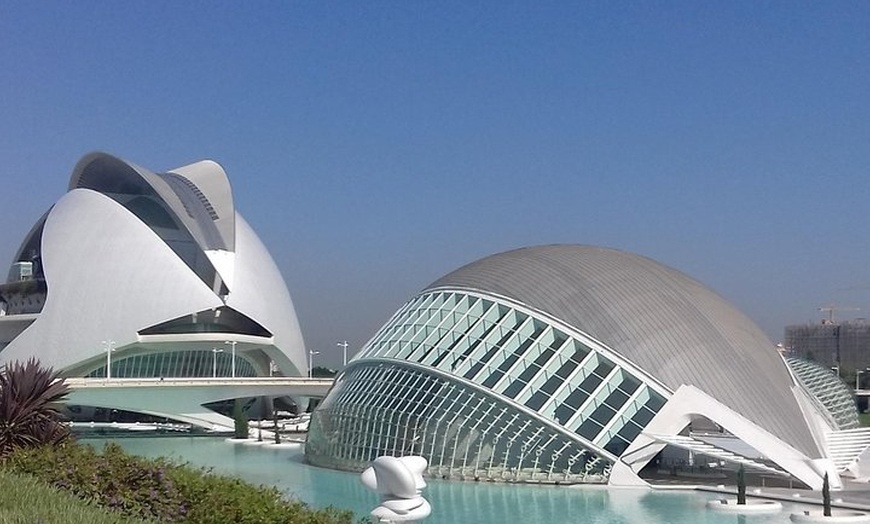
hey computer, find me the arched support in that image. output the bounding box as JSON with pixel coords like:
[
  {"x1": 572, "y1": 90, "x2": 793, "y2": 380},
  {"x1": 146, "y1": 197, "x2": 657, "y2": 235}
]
[{"x1": 614, "y1": 385, "x2": 829, "y2": 490}]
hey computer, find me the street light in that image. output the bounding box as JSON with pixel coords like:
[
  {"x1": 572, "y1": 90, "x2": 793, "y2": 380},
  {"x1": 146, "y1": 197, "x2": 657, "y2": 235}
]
[
  {"x1": 224, "y1": 340, "x2": 237, "y2": 378},
  {"x1": 212, "y1": 348, "x2": 223, "y2": 378},
  {"x1": 102, "y1": 340, "x2": 115, "y2": 380},
  {"x1": 308, "y1": 350, "x2": 320, "y2": 378},
  {"x1": 337, "y1": 341, "x2": 348, "y2": 367}
]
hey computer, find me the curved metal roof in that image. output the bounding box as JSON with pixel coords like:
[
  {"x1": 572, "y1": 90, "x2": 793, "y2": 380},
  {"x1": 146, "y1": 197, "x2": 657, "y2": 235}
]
[{"x1": 426, "y1": 245, "x2": 820, "y2": 457}]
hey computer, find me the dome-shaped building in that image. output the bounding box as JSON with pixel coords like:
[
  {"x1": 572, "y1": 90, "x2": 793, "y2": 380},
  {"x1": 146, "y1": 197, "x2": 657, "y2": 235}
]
[
  {"x1": 307, "y1": 245, "x2": 859, "y2": 489},
  {"x1": 0, "y1": 153, "x2": 307, "y2": 425}
]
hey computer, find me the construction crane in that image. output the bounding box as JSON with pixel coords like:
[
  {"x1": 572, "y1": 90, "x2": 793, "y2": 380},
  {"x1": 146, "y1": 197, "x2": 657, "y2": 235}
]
[{"x1": 818, "y1": 305, "x2": 860, "y2": 324}]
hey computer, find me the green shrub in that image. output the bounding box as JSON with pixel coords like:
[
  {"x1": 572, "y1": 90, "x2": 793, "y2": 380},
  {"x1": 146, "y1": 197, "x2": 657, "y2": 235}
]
[
  {"x1": 0, "y1": 468, "x2": 153, "y2": 524},
  {"x1": 7, "y1": 442, "x2": 186, "y2": 521},
  {"x1": 5, "y1": 441, "x2": 358, "y2": 524}
]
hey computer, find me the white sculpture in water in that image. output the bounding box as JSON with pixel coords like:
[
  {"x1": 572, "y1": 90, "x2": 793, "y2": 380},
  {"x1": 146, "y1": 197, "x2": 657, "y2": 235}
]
[{"x1": 361, "y1": 456, "x2": 431, "y2": 523}]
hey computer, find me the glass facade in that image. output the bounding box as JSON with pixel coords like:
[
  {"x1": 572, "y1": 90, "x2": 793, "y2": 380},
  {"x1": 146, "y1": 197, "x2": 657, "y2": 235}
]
[
  {"x1": 786, "y1": 357, "x2": 859, "y2": 430},
  {"x1": 138, "y1": 307, "x2": 272, "y2": 337},
  {"x1": 85, "y1": 350, "x2": 257, "y2": 379},
  {"x1": 306, "y1": 290, "x2": 669, "y2": 483}
]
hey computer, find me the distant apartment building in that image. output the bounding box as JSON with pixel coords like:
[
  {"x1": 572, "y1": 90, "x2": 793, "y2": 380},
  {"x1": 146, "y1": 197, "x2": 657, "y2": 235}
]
[{"x1": 785, "y1": 320, "x2": 870, "y2": 374}]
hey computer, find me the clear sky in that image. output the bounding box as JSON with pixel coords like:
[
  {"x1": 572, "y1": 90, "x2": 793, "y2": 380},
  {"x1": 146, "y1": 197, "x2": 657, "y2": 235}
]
[{"x1": 1, "y1": 2, "x2": 869, "y2": 368}]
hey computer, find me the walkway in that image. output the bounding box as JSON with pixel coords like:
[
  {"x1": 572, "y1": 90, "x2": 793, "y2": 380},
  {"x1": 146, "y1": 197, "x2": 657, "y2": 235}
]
[
  {"x1": 65, "y1": 377, "x2": 335, "y2": 430},
  {"x1": 66, "y1": 376, "x2": 333, "y2": 394}
]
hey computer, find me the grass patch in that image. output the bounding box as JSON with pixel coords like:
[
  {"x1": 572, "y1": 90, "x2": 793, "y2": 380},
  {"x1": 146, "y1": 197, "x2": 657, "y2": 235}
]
[
  {"x1": 860, "y1": 412, "x2": 870, "y2": 427},
  {"x1": 0, "y1": 468, "x2": 152, "y2": 524}
]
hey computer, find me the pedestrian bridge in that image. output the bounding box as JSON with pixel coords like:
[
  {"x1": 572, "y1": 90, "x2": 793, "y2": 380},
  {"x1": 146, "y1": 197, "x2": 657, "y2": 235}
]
[{"x1": 65, "y1": 377, "x2": 335, "y2": 431}]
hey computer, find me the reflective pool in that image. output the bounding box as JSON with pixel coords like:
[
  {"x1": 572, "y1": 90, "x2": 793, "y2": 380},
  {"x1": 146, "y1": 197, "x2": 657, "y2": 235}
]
[{"x1": 84, "y1": 436, "x2": 813, "y2": 524}]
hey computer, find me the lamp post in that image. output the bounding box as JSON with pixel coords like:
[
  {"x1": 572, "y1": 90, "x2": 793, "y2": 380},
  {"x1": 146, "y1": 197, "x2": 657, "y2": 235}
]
[
  {"x1": 224, "y1": 340, "x2": 237, "y2": 378},
  {"x1": 212, "y1": 348, "x2": 223, "y2": 378},
  {"x1": 102, "y1": 340, "x2": 115, "y2": 380},
  {"x1": 337, "y1": 341, "x2": 348, "y2": 367},
  {"x1": 308, "y1": 350, "x2": 320, "y2": 378}
]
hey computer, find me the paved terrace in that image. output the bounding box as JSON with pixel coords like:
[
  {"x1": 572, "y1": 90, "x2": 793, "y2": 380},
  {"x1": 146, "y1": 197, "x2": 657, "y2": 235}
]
[{"x1": 686, "y1": 480, "x2": 870, "y2": 513}]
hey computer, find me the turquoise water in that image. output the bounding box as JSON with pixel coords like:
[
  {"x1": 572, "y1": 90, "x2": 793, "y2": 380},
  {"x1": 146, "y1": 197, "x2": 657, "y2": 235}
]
[{"x1": 84, "y1": 436, "x2": 812, "y2": 524}]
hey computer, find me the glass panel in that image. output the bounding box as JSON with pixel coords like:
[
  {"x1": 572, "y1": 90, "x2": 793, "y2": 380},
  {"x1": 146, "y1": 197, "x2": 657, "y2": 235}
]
[
  {"x1": 604, "y1": 436, "x2": 630, "y2": 456},
  {"x1": 589, "y1": 403, "x2": 617, "y2": 426},
  {"x1": 576, "y1": 418, "x2": 603, "y2": 441},
  {"x1": 631, "y1": 407, "x2": 656, "y2": 426},
  {"x1": 645, "y1": 392, "x2": 666, "y2": 412},
  {"x1": 525, "y1": 391, "x2": 550, "y2": 411},
  {"x1": 616, "y1": 422, "x2": 643, "y2": 442},
  {"x1": 603, "y1": 388, "x2": 629, "y2": 410}
]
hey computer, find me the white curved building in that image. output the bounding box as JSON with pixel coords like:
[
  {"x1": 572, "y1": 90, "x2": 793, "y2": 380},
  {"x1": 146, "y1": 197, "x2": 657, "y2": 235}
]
[
  {"x1": 0, "y1": 152, "x2": 306, "y2": 387},
  {"x1": 306, "y1": 245, "x2": 866, "y2": 489}
]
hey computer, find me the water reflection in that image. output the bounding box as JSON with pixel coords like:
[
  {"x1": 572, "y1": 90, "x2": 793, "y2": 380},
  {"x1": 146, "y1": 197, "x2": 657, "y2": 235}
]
[{"x1": 83, "y1": 437, "x2": 811, "y2": 524}]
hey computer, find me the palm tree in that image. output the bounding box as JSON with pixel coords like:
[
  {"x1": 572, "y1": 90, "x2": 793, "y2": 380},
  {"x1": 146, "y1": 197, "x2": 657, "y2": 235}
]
[{"x1": 0, "y1": 358, "x2": 71, "y2": 458}]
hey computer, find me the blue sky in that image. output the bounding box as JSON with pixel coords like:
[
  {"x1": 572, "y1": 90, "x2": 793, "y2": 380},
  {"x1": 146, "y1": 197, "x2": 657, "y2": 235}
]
[{"x1": 2, "y1": 2, "x2": 869, "y2": 367}]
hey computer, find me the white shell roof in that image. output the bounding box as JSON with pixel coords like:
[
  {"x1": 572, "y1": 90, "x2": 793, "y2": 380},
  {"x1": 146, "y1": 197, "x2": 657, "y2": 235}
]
[
  {"x1": 2, "y1": 153, "x2": 306, "y2": 377},
  {"x1": 70, "y1": 152, "x2": 233, "y2": 252}
]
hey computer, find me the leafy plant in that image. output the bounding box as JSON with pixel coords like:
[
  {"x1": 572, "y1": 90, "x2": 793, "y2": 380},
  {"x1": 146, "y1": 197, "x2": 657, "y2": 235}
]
[
  {"x1": 736, "y1": 464, "x2": 746, "y2": 505},
  {"x1": 0, "y1": 358, "x2": 70, "y2": 458}
]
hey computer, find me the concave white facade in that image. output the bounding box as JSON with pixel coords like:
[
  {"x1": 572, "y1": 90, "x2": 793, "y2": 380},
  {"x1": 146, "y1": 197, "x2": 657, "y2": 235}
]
[
  {"x1": 0, "y1": 152, "x2": 306, "y2": 386},
  {"x1": 307, "y1": 245, "x2": 864, "y2": 489}
]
